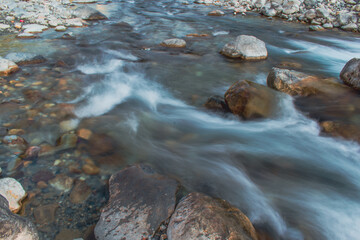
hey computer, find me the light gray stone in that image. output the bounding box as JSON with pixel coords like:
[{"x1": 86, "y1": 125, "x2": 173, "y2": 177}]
[{"x1": 221, "y1": 35, "x2": 268, "y2": 60}]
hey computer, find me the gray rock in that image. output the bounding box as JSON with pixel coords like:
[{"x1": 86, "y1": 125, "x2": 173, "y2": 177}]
[
  {"x1": 0, "y1": 195, "x2": 39, "y2": 240},
  {"x1": 0, "y1": 57, "x2": 19, "y2": 76},
  {"x1": 94, "y1": 165, "x2": 179, "y2": 240},
  {"x1": 282, "y1": 0, "x2": 300, "y2": 15},
  {"x1": 0, "y1": 24, "x2": 10, "y2": 30},
  {"x1": 305, "y1": 9, "x2": 317, "y2": 20},
  {"x1": 338, "y1": 12, "x2": 357, "y2": 26},
  {"x1": 55, "y1": 25, "x2": 67, "y2": 31},
  {"x1": 340, "y1": 58, "x2": 360, "y2": 90},
  {"x1": 309, "y1": 25, "x2": 325, "y2": 31},
  {"x1": 23, "y1": 24, "x2": 48, "y2": 33},
  {"x1": 73, "y1": 6, "x2": 107, "y2": 20},
  {"x1": 316, "y1": 7, "x2": 329, "y2": 18},
  {"x1": 341, "y1": 22, "x2": 358, "y2": 31},
  {"x1": 167, "y1": 193, "x2": 258, "y2": 240},
  {"x1": 16, "y1": 33, "x2": 38, "y2": 39},
  {"x1": 323, "y1": 23, "x2": 333, "y2": 29},
  {"x1": 161, "y1": 38, "x2": 186, "y2": 48},
  {"x1": 5, "y1": 52, "x2": 46, "y2": 65},
  {"x1": 221, "y1": 35, "x2": 268, "y2": 60},
  {"x1": 73, "y1": 0, "x2": 98, "y2": 3}
]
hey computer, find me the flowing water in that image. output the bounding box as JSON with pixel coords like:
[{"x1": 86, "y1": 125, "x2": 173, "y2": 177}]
[{"x1": 1, "y1": 0, "x2": 360, "y2": 239}]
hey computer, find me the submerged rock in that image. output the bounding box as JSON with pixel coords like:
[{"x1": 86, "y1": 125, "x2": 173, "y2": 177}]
[
  {"x1": 0, "y1": 178, "x2": 27, "y2": 213},
  {"x1": 221, "y1": 35, "x2": 268, "y2": 60},
  {"x1": 167, "y1": 192, "x2": 258, "y2": 240},
  {"x1": 33, "y1": 204, "x2": 59, "y2": 225},
  {"x1": 224, "y1": 80, "x2": 277, "y2": 119},
  {"x1": 340, "y1": 58, "x2": 360, "y2": 90},
  {"x1": 0, "y1": 57, "x2": 19, "y2": 76},
  {"x1": 161, "y1": 38, "x2": 187, "y2": 48},
  {"x1": 94, "y1": 165, "x2": 179, "y2": 240},
  {"x1": 73, "y1": 6, "x2": 108, "y2": 20},
  {"x1": 0, "y1": 195, "x2": 39, "y2": 240},
  {"x1": 5, "y1": 52, "x2": 46, "y2": 65},
  {"x1": 320, "y1": 121, "x2": 360, "y2": 143},
  {"x1": 204, "y1": 95, "x2": 230, "y2": 113}
]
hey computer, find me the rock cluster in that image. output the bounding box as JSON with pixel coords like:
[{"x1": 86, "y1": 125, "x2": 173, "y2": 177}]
[{"x1": 197, "y1": 0, "x2": 360, "y2": 32}]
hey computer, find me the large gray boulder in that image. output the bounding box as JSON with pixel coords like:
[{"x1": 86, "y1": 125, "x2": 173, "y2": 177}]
[
  {"x1": 340, "y1": 58, "x2": 360, "y2": 90},
  {"x1": 94, "y1": 165, "x2": 179, "y2": 240},
  {"x1": 167, "y1": 192, "x2": 258, "y2": 240},
  {"x1": 0, "y1": 195, "x2": 39, "y2": 240},
  {"x1": 221, "y1": 35, "x2": 268, "y2": 60},
  {"x1": 73, "y1": 6, "x2": 108, "y2": 20}
]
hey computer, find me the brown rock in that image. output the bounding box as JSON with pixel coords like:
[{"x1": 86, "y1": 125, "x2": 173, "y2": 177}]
[
  {"x1": 34, "y1": 204, "x2": 58, "y2": 225},
  {"x1": 70, "y1": 180, "x2": 92, "y2": 204},
  {"x1": 78, "y1": 128, "x2": 93, "y2": 140},
  {"x1": 23, "y1": 146, "x2": 41, "y2": 160},
  {"x1": 320, "y1": 121, "x2": 360, "y2": 143},
  {"x1": 32, "y1": 170, "x2": 55, "y2": 183},
  {"x1": 55, "y1": 229, "x2": 82, "y2": 240},
  {"x1": 56, "y1": 133, "x2": 78, "y2": 150},
  {"x1": 94, "y1": 165, "x2": 179, "y2": 240},
  {"x1": 88, "y1": 133, "x2": 115, "y2": 156},
  {"x1": 340, "y1": 58, "x2": 360, "y2": 90},
  {"x1": 22, "y1": 89, "x2": 43, "y2": 103},
  {"x1": 167, "y1": 192, "x2": 258, "y2": 240},
  {"x1": 49, "y1": 174, "x2": 74, "y2": 192},
  {"x1": 208, "y1": 10, "x2": 225, "y2": 16},
  {"x1": 82, "y1": 163, "x2": 100, "y2": 175},
  {"x1": 224, "y1": 80, "x2": 277, "y2": 119},
  {"x1": 204, "y1": 95, "x2": 230, "y2": 113},
  {"x1": 8, "y1": 129, "x2": 25, "y2": 135},
  {"x1": 161, "y1": 38, "x2": 186, "y2": 48}
]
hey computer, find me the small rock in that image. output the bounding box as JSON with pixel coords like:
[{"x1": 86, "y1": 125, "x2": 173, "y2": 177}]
[
  {"x1": 49, "y1": 174, "x2": 74, "y2": 192},
  {"x1": 23, "y1": 24, "x2": 48, "y2": 33},
  {"x1": 204, "y1": 95, "x2": 230, "y2": 113},
  {"x1": 309, "y1": 25, "x2": 325, "y2": 31},
  {"x1": 5, "y1": 52, "x2": 46, "y2": 65},
  {"x1": 305, "y1": 9, "x2": 317, "y2": 20},
  {"x1": 88, "y1": 133, "x2": 115, "y2": 156},
  {"x1": 167, "y1": 192, "x2": 258, "y2": 240},
  {"x1": 57, "y1": 132, "x2": 78, "y2": 150},
  {"x1": 55, "y1": 229, "x2": 82, "y2": 240},
  {"x1": 16, "y1": 33, "x2": 38, "y2": 39},
  {"x1": 0, "y1": 195, "x2": 39, "y2": 240},
  {"x1": 23, "y1": 146, "x2": 41, "y2": 160},
  {"x1": 69, "y1": 180, "x2": 92, "y2": 204},
  {"x1": 73, "y1": 6, "x2": 108, "y2": 20},
  {"x1": 208, "y1": 10, "x2": 225, "y2": 16},
  {"x1": 161, "y1": 38, "x2": 187, "y2": 48},
  {"x1": 8, "y1": 129, "x2": 25, "y2": 135},
  {"x1": 341, "y1": 23, "x2": 358, "y2": 31},
  {"x1": 2, "y1": 135, "x2": 27, "y2": 149},
  {"x1": 34, "y1": 204, "x2": 58, "y2": 225},
  {"x1": 0, "y1": 24, "x2": 11, "y2": 30},
  {"x1": 65, "y1": 18, "x2": 84, "y2": 27},
  {"x1": 0, "y1": 178, "x2": 27, "y2": 213},
  {"x1": 221, "y1": 35, "x2": 268, "y2": 60},
  {"x1": 340, "y1": 58, "x2": 360, "y2": 90},
  {"x1": 0, "y1": 57, "x2": 19, "y2": 76},
  {"x1": 77, "y1": 128, "x2": 92, "y2": 140},
  {"x1": 55, "y1": 26, "x2": 67, "y2": 32},
  {"x1": 32, "y1": 170, "x2": 55, "y2": 183},
  {"x1": 224, "y1": 80, "x2": 277, "y2": 119},
  {"x1": 82, "y1": 163, "x2": 100, "y2": 175}
]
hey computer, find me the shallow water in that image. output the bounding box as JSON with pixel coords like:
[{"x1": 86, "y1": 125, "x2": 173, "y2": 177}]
[{"x1": 1, "y1": 0, "x2": 360, "y2": 239}]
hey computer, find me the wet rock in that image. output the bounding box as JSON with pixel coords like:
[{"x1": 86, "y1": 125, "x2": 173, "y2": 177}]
[
  {"x1": 82, "y1": 163, "x2": 100, "y2": 175},
  {"x1": 73, "y1": 6, "x2": 108, "y2": 20},
  {"x1": 57, "y1": 132, "x2": 78, "y2": 150},
  {"x1": 23, "y1": 89, "x2": 43, "y2": 102},
  {"x1": 282, "y1": 0, "x2": 300, "y2": 15},
  {"x1": 340, "y1": 58, "x2": 360, "y2": 90},
  {"x1": 16, "y1": 33, "x2": 38, "y2": 39},
  {"x1": 0, "y1": 57, "x2": 19, "y2": 76},
  {"x1": 161, "y1": 38, "x2": 187, "y2": 48},
  {"x1": 0, "y1": 195, "x2": 39, "y2": 240},
  {"x1": 320, "y1": 121, "x2": 360, "y2": 143},
  {"x1": 62, "y1": 32, "x2": 76, "y2": 40},
  {"x1": 65, "y1": 18, "x2": 84, "y2": 27},
  {"x1": 224, "y1": 80, "x2": 277, "y2": 120},
  {"x1": 23, "y1": 146, "x2": 41, "y2": 160},
  {"x1": 32, "y1": 170, "x2": 55, "y2": 183},
  {"x1": 167, "y1": 192, "x2": 258, "y2": 240},
  {"x1": 78, "y1": 128, "x2": 93, "y2": 140},
  {"x1": 309, "y1": 25, "x2": 325, "y2": 31},
  {"x1": 5, "y1": 52, "x2": 46, "y2": 65},
  {"x1": 8, "y1": 129, "x2": 25, "y2": 135},
  {"x1": 221, "y1": 35, "x2": 268, "y2": 60},
  {"x1": 2, "y1": 135, "x2": 28, "y2": 150},
  {"x1": 305, "y1": 9, "x2": 317, "y2": 20},
  {"x1": 49, "y1": 174, "x2": 74, "y2": 192},
  {"x1": 341, "y1": 23, "x2": 358, "y2": 31},
  {"x1": 208, "y1": 10, "x2": 225, "y2": 16},
  {"x1": 34, "y1": 204, "x2": 58, "y2": 225},
  {"x1": 55, "y1": 229, "x2": 82, "y2": 240},
  {"x1": 70, "y1": 180, "x2": 92, "y2": 204},
  {"x1": 0, "y1": 24, "x2": 11, "y2": 30},
  {"x1": 94, "y1": 165, "x2": 179, "y2": 240},
  {"x1": 0, "y1": 178, "x2": 27, "y2": 213},
  {"x1": 0, "y1": 127, "x2": 7, "y2": 136},
  {"x1": 323, "y1": 23, "x2": 333, "y2": 29},
  {"x1": 267, "y1": 67, "x2": 322, "y2": 96},
  {"x1": 23, "y1": 24, "x2": 48, "y2": 33},
  {"x1": 88, "y1": 133, "x2": 115, "y2": 156},
  {"x1": 204, "y1": 95, "x2": 230, "y2": 113},
  {"x1": 55, "y1": 26, "x2": 67, "y2": 32}
]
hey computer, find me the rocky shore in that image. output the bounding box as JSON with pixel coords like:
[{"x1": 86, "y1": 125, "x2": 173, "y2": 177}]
[{"x1": 196, "y1": 0, "x2": 360, "y2": 32}]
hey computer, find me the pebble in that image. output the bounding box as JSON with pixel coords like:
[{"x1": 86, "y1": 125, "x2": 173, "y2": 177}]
[
  {"x1": 69, "y1": 180, "x2": 92, "y2": 204},
  {"x1": 82, "y1": 163, "x2": 100, "y2": 175},
  {"x1": 34, "y1": 204, "x2": 59, "y2": 225},
  {"x1": 49, "y1": 174, "x2": 74, "y2": 192},
  {"x1": 55, "y1": 25, "x2": 67, "y2": 31},
  {"x1": 77, "y1": 128, "x2": 92, "y2": 140}
]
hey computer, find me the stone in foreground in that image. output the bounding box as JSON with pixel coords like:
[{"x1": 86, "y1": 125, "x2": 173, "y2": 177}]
[
  {"x1": 167, "y1": 192, "x2": 258, "y2": 240},
  {"x1": 340, "y1": 58, "x2": 360, "y2": 90},
  {"x1": 224, "y1": 80, "x2": 277, "y2": 119},
  {"x1": 0, "y1": 195, "x2": 39, "y2": 240},
  {"x1": 161, "y1": 38, "x2": 186, "y2": 48},
  {"x1": 94, "y1": 165, "x2": 179, "y2": 240},
  {"x1": 0, "y1": 57, "x2": 19, "y2": 76},
  {"x1": 221, "y1": 35, "x2": 267, "y2": 60},
  {"x1": 0, "y1": 177, "x2": 27, "y2": 213}
]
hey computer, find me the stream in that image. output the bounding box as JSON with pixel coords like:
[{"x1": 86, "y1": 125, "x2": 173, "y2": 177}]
[{"x1": 1, "y1": 0, "x2": 360, "y2": 239}]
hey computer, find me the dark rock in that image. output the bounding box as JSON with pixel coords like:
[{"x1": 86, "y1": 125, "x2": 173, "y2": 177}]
[
  {"x1": 340, "y1": 58, "x2": 360, "y2": 90},
  {"x1": 0, "y1": 195, "x2": 39, "y2": 240},
  {"x1": 88, "y1": 133, "x2": 115, "y2": 156},
  {"x1": 70, "y1": 180, "x2": 92, "y2": 204},
  {"x1": 94, "y1": 165, "x2": 179, "y2": 240},
  {"x1": 5, "y1": 53, "x2": 46, "y2": 66},
  {"x1": 0, "y1": 127, "x2": 7, "y2": 136},
  {"x1": 22, "y1": 89, "x2": 44, "y2": 103},
  {"x1": 73, "y1": 6, "x2": 108, "y2": 20},
  {"x1": 221, "y1": 35, "x2": 268, "y2": 60},
  {"x1": 31, "y1": 170, "x2": 55, "y2": 183},
  {"x1": 204, "y1": 95, "x2": 230, "y2": 113},
  {"x1": 224, "y1": 80, "x2": 277, "y2": 119},
  {"x1": 23, "y1": 146, "x2": 41, "y2": 160},
  {"x1": 320, "y1": 121, "x2": 360, "y2": 143},
  {"x1": 167, "y1": 192, "x2": 258, "y2": 240}
]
